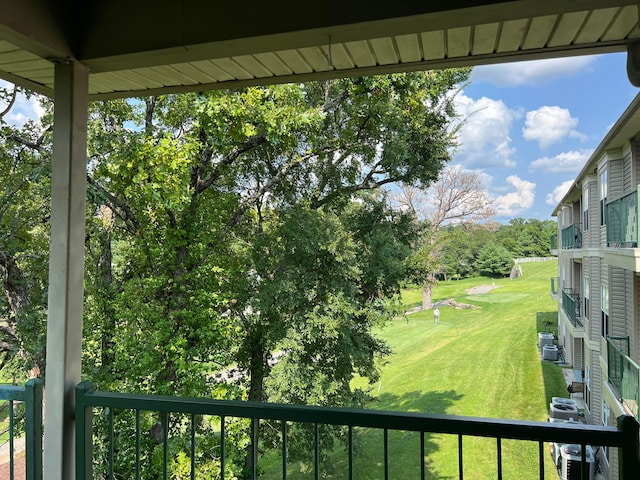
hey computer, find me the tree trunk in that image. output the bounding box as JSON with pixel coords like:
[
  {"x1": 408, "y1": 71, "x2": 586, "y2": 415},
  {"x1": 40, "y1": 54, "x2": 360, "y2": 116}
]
[
  {"x1": 96, "y1": 226, "x2": 116, "y2": 370},
  {"x1": 421, "y1": 273, "x2": 436, "y2": 310},
  {"x1": 0, "y1": 250, "x2": 43, "y2": 376},
  {"x1": 243, "y1": 330, "x2": 267, "y2": 478},
  {"x1": 422, "y1": 284, "x2": 432, "y2": 310}
]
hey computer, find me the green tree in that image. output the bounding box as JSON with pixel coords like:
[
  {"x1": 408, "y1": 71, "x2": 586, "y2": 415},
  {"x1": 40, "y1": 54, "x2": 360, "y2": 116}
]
[
  {"x1": 475, "y1": 242, "x2": 514, "y2": 277},
  {"x1": 440, "y1": 224, "x2": 495, "y2": 280},
  {"x1": 81, "y1": 71, "x2": 469, "y2": 476},
  {"x1": 0, "y1": 85, "x2": 51, "y2": 378},
  {"x1": 496, "y1": 218, "x2": 556, "y2": 258}
]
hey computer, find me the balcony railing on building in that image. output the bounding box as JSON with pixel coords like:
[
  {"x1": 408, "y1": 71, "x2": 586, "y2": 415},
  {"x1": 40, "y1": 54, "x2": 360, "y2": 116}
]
[
  {"x1": 550, "y1": 233, "x2": 558, "y2": 252},
  {"x1": 561, "y1": 223, "x2": 582, "y2": 249},
  {"x1": 561, "y1": 288, "x2": 582, "y2": 328},
  {"x1": 607, "y1": 336, "x2": 640, "y2": 422},
  {"x1": 550, "y1": 277, "x2": 559, "y2": 299},
  {"x1": 606, "y1": 188, "x2": 639, "y2": 248}
]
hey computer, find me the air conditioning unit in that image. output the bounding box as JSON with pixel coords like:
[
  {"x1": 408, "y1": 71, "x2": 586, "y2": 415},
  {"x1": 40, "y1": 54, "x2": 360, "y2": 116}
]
[
  {"x1": 543, "y1": 344, "x2": 558, "y2": 361},
  {"x1": 550, "y1": 443, "x2": 595, "y2": 480},
  {"x1": 551, "y1": 397, "x2": 577, "y2": 408},
  {"x1": 538, "y1": 332, "x2": 555, "y2": 349},
  {"x1": 549, "y1": 402, "x2": 579, "y2": 421}
]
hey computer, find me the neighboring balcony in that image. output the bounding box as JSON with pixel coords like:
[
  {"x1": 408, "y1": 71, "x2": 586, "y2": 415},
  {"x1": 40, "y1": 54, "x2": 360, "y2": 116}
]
[
  {"x1": 606, "y1": 188, "x2": 639, "y2": 248},
  {"x1": 561, "y1": 223, "x2": 582, "y2": 249},
  {"x1": 549, "y1": 233, "x2": 558, "y2": 255},
  {"x1": 550, "y1": 276, "x2": 559, "y2": 300},
  {"x1": 607, "y1": 336, "x2": 640, "y2": 422},
  {"x1": 561, "y1": 288, "x2": 582, "y2": 328}
]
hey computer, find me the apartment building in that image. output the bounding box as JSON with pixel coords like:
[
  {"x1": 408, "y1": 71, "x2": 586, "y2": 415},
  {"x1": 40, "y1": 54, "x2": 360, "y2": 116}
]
[{"x1": 552, "y1": 93, "x2": 640, "y2": 480}]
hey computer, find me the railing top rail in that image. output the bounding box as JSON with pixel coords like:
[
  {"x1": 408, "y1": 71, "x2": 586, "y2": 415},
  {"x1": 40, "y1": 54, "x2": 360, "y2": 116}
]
[
  {"x1": 605, "y1": 188, "x2": 639, "y2": 206},
  {"x1": 561, "y1": 223, "x2": 578, "y2": 231},
  {"x1": 0, "y1": 383, "x2": 26, "y2": 401},
  {"x1": 76, "y1": 382, "x2": 628, "y2": 447},
  {"x1": 607, "y1": 337, "x2": 640, "y2": 370},
  {"x1": 561, "y1": 288, "x2": 579, "y2": 299}
]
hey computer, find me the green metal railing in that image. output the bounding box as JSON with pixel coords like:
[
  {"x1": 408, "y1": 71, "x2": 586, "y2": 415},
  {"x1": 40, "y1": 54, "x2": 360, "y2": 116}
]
[
  {"x1": 550, "y1": 233, "x2": 558, "y2": 251},
  {"x1": 0, "y1": 379, "x2": 43, "y2": 480},
  {"x1": 607, "y1": 337, "x2": 640, "y2": 421},
  {"x1": 550, "y1": 277, "x2": 559, "y2": 297},
  {"x1": 561, "y1": 289, "x2": 582, "y2": 328},
  {"x1": 606, "y1": 188, "x2": 639, "y2": 247},
  {"x1": 75, "y1": 382, "x2": 640, "y2": 480},
  {"x1": 561, "y1": 223, "x2": 581, "y2": 249}
]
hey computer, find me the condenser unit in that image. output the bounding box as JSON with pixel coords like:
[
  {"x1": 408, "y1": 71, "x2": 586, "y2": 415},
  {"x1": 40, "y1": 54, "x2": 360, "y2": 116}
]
[
  {"x1": 550, "y1": 443, "x2": 595, "y2": 480},
  {"x1": 549, "y1": 402, "x2": 579, "y2": 421}
]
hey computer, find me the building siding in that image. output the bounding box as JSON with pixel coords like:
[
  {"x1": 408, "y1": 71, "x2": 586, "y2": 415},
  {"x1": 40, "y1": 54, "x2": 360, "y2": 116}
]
[
  {"x1": 623, "y1": 148, "x2": 633, "y2": 192},
  {"x1": 585, "y1": 179, "x2": 597, "y2": 248},
  {"x1": 634, "y1": 139, "x2": 640, "y2": 187},
  {"x1": 610, "y1": 267, "x2": 626, "y2": 338},
  {"x1": 610, "y1": 158, "x2": 624, "y2": 200},
  {"x1": 554, "y1": 96, "x2": 640, "y2": 480}
]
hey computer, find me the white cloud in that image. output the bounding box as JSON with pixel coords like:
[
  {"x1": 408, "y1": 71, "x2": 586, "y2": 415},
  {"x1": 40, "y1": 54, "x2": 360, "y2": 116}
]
[
  {"x1": 0, "y1": 80, "x2": 45, "y2": 128},
  {"x1": 529, "y1": 149, "x2": 593, "y2": 174},
  {"x1": 546, "y1": 180, "x2": 575, "y2": 206},
  {"x1": 522, "y1": 106, "x2": 584, "y2": 149},
  {"x1": 452, "y1": 93, "x2": 520, "y2": 168},
  {"x1": 473, "y1": 56, "x2": 596, "y2": 87},
  {"x1": 492, "y1": 175, "x2": 536, "y2": 216}
]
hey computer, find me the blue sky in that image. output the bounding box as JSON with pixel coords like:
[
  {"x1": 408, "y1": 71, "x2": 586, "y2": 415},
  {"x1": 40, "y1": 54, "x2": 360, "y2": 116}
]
[
  {"x1": 3, "y1": 52, "x2": 639, "y2": 223},
  {"x1": 455, "y1": 52, "x2": 639, "y2": 222}
]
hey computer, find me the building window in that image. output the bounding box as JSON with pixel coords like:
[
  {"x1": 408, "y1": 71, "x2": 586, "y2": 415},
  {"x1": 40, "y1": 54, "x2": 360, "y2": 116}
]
[
  {"x1": 583, "y1": 187, "x2": 589, "y2": 231},
  {"x1": 600, "y1": 170, "x2": 608, "y2": 225},
  {"x1": 601, "y1": 284, "x2": 609, "y2": 338},
  {"x1": 602, "y1": 400, "x2": 610, "y2": 462},
  {"x1": 583, "y1": 276, "x2": 589, "y2": 320},
  {"x1": 585, "y1": 365, "x2": 591, "y2": 411}
]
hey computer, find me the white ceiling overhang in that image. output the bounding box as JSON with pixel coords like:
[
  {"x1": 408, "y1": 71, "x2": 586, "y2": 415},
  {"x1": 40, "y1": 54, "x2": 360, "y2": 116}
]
[{"x1": 0, "y1": 0, "x2": 639, "y2": 100}]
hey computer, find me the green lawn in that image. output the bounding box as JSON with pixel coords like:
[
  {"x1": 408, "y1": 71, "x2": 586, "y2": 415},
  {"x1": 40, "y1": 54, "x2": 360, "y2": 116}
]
[{"x1": 262, "y1": 260, "x2": 567, "y2": 479}]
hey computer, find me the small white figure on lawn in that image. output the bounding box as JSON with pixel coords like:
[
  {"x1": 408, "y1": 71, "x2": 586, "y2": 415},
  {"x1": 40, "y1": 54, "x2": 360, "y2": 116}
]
[{"x1": 433, "y1": 307, "x2": 440, "y2": 324}]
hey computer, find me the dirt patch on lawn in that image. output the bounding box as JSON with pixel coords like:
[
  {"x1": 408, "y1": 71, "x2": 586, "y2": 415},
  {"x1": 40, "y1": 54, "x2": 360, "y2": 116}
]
[
  {"x1": 435, "y1": 298, "x2": 479, "y2": 310},
  {"x1": 466, "y1": 284, "x2": 499, "y2": 295}
]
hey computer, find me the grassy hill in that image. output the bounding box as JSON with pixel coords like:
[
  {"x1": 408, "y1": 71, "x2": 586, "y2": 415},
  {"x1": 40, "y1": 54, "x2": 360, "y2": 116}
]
[{"x1": 264, "y1": 259, "x2": 566, "y2": 479}]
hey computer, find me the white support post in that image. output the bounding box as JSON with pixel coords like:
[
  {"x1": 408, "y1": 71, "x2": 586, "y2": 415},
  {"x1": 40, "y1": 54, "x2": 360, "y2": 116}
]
[{"x1": 43, "y1": 60, "x2": 89, "y2": 480}]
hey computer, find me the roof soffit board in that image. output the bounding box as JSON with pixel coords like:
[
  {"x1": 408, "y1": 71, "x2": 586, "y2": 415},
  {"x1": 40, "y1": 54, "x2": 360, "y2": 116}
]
[{"x1": 77, "y1": 0, "x2": 640, "y2": 72}]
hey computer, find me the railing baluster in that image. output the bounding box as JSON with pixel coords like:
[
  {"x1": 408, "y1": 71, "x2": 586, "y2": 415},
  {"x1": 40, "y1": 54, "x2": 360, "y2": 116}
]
[
  {"x1": 108, "y1": 407, "x2": 114, "y2": 480},
  {"x1": 420, "y1": 432, "x2": 425, "y2": 480},
  {"x1": 282, "y1": 421, "x2": 287, "y2": 480},
  {"x1": 135, "y1": 409, "x2": 140, "y2": 480},
  {"x1": 24, "y1": 378, "x2": 43, "y2": 480},
  {"x1": 163, "y1": 412, "x2": 169, "y2": 480},
  {"x1": 9, "y1": 399, "x2": 14, "y2": 480},
  {"x1": 383, "y1": 428, "x2": 389, "y2": 480},
  {"x1": 314, "y1": 423, "x2": 319, "y2": 480},
  {"x1": 220, "y1": 416, "x2": 226, "y2": 480},
  {"x1": 348, "y1": 425, "x2": 353, "y2": 480},
  {"x1": 581, "y1": 442, "x2": 587, "y2": 480},
  {"x1": 496, "y1": 437, "x2": 502, "y2": 480},
  {"x1": 458, "y1": 434, "x2": 464, "y2": 480},
  {"x1": 251, "y1": 418, "x2": 257, "y2": 480},
  {"x1": 190, "y1": 413, "x2": 196, "y2": 480},
  {"x1": 538, "y1": 440, "x2": 544, "y2": 480}
]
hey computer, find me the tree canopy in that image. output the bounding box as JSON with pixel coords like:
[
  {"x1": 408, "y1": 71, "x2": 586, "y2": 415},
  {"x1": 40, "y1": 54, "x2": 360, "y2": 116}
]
[{"x1": 81, "y1": 71, "x2": 471, "y2": 475}]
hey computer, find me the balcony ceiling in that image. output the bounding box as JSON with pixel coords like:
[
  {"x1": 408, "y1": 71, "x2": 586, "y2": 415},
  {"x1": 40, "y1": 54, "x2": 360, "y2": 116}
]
[{"x1": 0, "y1": 1, "x2": 639, "y2": 100}]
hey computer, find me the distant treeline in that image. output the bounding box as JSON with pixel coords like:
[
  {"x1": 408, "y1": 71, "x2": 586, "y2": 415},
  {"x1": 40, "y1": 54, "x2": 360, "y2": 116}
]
[{"x1": 438, "y1": 218, "x2": 556, "y2": 279}]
